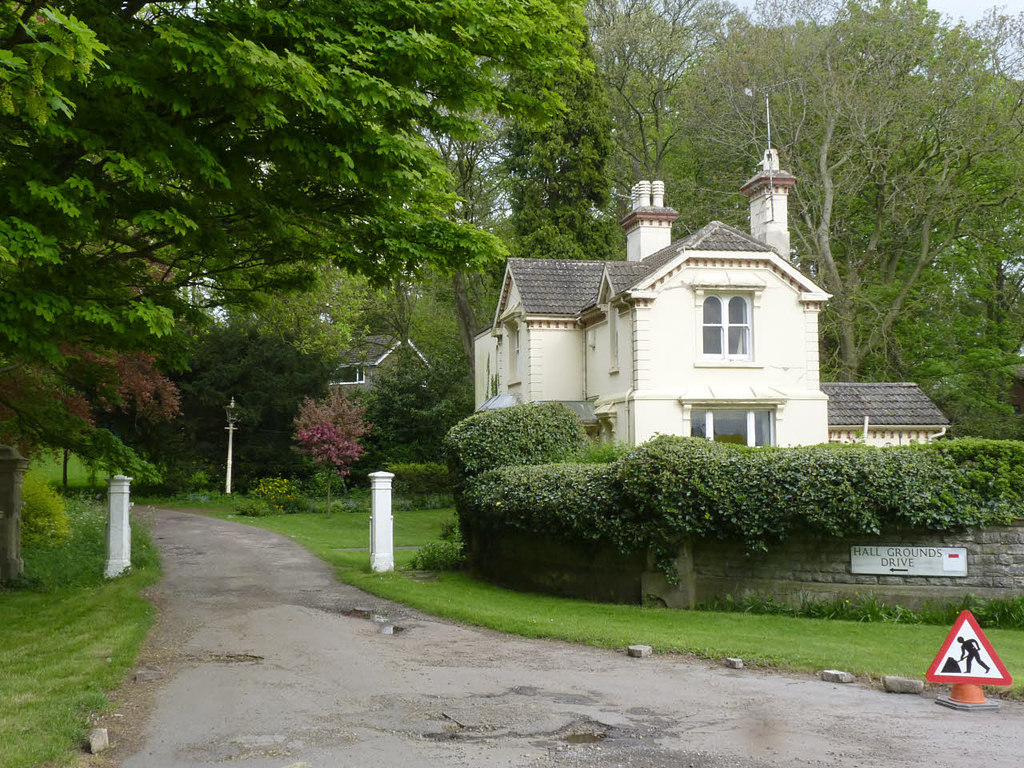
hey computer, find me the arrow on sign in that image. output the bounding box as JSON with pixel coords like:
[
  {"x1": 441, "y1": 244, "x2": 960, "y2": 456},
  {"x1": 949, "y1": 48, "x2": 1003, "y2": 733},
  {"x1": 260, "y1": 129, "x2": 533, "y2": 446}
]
[{"x1": 925, "y1": 610, "x2": 1012, "y2": 686}]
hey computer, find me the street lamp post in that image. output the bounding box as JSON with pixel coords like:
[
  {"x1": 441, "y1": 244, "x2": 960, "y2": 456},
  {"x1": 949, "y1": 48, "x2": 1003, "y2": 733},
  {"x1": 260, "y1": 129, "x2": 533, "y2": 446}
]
[{"x1": 225, "y1": 397, "x2": 238, "y2": 494}]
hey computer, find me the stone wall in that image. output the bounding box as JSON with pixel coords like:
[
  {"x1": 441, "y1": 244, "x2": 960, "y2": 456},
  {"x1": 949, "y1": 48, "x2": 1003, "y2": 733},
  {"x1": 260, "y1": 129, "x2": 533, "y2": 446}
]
[
  {"x1": 467, "y1": 519, "x2": 1024, "y2": 610},
  {"x1": 465, "y1": 527, "x2": 646, "y2": 604},
  {"x1": 645, "y1": 521, "x2": 1024, "y2": 609}
]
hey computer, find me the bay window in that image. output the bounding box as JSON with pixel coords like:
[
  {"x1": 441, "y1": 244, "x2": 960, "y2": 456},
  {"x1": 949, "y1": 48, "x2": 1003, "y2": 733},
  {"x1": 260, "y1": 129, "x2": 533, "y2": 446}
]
[{"x1": 691, "y1": 409, "x2": 773, "y2": 447}]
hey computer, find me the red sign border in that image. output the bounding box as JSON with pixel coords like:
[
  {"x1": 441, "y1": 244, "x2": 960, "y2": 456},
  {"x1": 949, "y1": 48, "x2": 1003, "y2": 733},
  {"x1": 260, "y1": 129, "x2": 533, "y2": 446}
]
[{"x1": 925, "y1": 610, "x2": 1012, "y2": 686}]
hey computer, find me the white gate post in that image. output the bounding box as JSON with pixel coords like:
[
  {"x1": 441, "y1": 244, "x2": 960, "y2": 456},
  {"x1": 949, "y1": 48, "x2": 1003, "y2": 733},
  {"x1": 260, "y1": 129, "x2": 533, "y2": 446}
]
[
  {"x1": 369, "y1": 471, "x2": 395, "y2": 572},
  {"x1": 105, "y1": 475, "x2": 133, "y2": 578}
]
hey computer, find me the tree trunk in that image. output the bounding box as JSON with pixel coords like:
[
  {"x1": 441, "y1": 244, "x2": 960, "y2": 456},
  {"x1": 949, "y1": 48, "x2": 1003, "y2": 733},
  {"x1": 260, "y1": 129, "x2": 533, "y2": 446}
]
[{"x1": 452, "y1": 270, "x2": 479, "y2": 367}]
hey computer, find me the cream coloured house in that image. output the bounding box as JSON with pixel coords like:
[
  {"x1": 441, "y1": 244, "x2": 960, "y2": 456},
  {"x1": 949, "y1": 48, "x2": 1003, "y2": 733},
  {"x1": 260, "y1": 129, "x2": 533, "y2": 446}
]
[{"x1": 474, "y1": 150, "x2": 947, "y2": 447}]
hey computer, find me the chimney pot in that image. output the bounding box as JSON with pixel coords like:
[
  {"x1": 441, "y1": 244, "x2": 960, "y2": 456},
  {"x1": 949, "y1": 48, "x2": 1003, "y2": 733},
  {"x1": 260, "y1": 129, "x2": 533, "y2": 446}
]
[
  {"x1": 621, "y1": 180, "x2": 677, "y2": 262},
  {"x1": 652, "y1": 180, "x2": 665, "y2": 207},
  {"x1": 637, "y1": 181, "x2": 651, "y2": 208}
]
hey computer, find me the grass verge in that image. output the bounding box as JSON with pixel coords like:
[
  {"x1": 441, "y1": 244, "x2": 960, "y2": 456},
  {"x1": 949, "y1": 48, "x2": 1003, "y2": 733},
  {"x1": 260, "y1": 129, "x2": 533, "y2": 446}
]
[
  {"x1": 0, "y1": 496, "x2": 160, "y2": 768},
  {"x1": 195, "y1": 505, "x2": 1024, "y2": 697},
  {"x1": 25, "y1": 452, "x2": 105, "y2": 490}
]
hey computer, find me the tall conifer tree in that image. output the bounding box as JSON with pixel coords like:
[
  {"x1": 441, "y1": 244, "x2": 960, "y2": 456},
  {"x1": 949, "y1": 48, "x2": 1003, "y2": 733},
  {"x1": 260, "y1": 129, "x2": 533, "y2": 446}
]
[{"x1": 504, "y1": 38, "x2": 620, "y2": 261}]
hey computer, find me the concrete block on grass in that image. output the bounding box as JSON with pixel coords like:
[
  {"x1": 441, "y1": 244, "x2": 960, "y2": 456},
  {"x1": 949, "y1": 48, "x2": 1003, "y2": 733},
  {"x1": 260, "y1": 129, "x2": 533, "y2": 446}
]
[
  {"x1": 821, "y1": 669, "x2": 855, "y2": 684},
  {"x1": 883, "y1": 676, "x2": 924, "y2": 694},
  {"x1": 724, "y1": 657, "x2": 744, "y2": 669},
  {"x1": 627, "y1": 644, "x2": 652, "y2": 658},
  {"x1": 88, "y1": 728, "x2": 109, "y2": 754}
]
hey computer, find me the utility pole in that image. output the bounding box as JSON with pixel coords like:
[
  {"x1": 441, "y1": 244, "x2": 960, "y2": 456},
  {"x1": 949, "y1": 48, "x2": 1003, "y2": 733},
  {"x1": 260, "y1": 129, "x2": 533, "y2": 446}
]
[{"x1": 225, "y1": 397, "x2": 238, "y2": 494}]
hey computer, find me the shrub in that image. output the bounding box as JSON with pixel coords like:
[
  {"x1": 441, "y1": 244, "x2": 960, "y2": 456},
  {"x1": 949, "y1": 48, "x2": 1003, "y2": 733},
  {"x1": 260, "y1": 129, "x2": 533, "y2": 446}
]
[
  {"x1": 462, "y1": 463, "x2": 621, "y2": 543},
  {"x1": 457, "y1": 435, "x2": 1023, "y2": 577},
  {"x1": 410, "y1": 540, "x2": 465, "y2": 571},
  {"x1": 444, "y1": 402, "x2": 588, "y2": 481},
  {"x1": 386, "y1": 462, "x2": 451, "y2": 496},
  {"x1": 250, "y1": 477, "x2": 309, "y2": 514},
  {"x1": 410, "y1": 517, "x2": 465, "y2": 570},
  {"x1": 571, "y1": 440, "x2": 632, "y2": 464},
  {"x1": 20, "y1": 472, "x2": 70, "y2": 547},
  {"x1": 233, "y1": 497, "x2": 274, "y2": 517},
  {"x1": 921, "y1": 437, "x2": 1024, "y2": 506}
]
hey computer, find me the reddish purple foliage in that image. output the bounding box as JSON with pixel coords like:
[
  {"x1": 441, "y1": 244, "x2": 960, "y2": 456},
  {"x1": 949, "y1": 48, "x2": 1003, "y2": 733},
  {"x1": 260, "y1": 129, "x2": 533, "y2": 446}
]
[{"x1": 293, "y1": 389, "x2": 371, "y2": 477}]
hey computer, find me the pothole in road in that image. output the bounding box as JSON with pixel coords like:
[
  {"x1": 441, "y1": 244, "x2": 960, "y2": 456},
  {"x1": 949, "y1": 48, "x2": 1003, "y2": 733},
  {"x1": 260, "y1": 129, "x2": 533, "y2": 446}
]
[
  {"x1": 339, "y1": 608, "x2": 407, "y2": 636},
  {"x1": 563, "y1": 731, "x2": 607, "y2": 744},
  {"x1": 205, "y1": 653, "x2": 264, "y2": 664}
]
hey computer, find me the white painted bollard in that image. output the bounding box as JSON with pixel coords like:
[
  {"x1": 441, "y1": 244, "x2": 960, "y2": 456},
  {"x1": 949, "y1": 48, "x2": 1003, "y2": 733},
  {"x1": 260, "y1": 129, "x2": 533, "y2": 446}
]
[
  {"x1": 369, "y1": 471, "x2": 394, "y2": 573},
  {"x1": 105, "y1": 475, "x2": 133, "y2": 578}
]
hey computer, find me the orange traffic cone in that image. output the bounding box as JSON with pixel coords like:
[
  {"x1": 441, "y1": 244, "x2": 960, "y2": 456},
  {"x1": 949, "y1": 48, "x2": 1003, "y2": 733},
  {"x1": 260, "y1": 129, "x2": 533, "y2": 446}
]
[{"x1": 936, "y1": 683, "x2": 1000, "y2": 711}]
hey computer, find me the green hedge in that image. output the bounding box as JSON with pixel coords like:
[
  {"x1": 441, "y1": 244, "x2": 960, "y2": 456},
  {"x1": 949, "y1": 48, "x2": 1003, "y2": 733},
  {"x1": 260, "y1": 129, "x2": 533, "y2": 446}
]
[
  {"x1": 455, "y1": 434, "x2": 1023, "y2": 575},
  {"x1": 444, "y1": 402, "x2": 588, "y2": 481},
  {"x1": 921, "y1": 437, "x2": 1024, "y2": 506},
  {"x1": 385, "y1": 462, "x2": 451, "y2": 496}
]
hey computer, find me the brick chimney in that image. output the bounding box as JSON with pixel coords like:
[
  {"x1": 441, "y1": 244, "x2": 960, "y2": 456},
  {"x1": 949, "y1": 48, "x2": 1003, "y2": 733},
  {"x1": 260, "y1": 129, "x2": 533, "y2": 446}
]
[
  {"x1": 620, "y1": 180, "x2": 678, "y2": 262},
  {"x1": 739, "y1": 148, "x2": 796, "y2": 258}
]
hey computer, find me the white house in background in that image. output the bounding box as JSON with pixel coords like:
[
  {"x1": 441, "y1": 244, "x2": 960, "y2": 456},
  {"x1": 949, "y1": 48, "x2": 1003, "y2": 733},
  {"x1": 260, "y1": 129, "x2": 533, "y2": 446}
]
[
  {"x1": 474, "y1": 149, "x2": 949, "y2": 447},
  {"x1": 335, "y1": 335, "x2": 426, "y2": 388}
]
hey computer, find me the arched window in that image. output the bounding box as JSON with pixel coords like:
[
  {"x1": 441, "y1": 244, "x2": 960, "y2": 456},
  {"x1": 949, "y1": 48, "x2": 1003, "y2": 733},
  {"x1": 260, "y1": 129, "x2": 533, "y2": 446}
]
[{"x1": 702, "y1": 295, "x2": 751, "y2": 360}]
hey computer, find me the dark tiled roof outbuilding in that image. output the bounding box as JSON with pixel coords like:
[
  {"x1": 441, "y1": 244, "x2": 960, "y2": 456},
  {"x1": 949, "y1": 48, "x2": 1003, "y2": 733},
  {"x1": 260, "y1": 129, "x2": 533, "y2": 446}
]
[{"x1": 822, "y1": 382, "x2": 949, "y2": 427}]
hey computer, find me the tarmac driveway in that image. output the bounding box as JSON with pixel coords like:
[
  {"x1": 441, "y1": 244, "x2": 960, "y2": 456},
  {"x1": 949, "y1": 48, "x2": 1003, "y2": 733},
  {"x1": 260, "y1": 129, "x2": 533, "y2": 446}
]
[{"x1": 91, "y1": 508, "x2": 1024, "y2": 768}]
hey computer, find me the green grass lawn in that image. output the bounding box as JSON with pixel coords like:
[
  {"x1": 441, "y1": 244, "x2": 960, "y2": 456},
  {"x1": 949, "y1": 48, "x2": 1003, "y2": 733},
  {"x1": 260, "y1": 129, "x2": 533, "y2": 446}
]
[
  {"x1": 26, "y1": 452, "x2": 105, "y2": 490},
  {"x1": 0, "y1": 498, "x2": 160, "y2": 768},
  {"x1": 199, "y1": 504, "x2": 1024, "y2": 697}
]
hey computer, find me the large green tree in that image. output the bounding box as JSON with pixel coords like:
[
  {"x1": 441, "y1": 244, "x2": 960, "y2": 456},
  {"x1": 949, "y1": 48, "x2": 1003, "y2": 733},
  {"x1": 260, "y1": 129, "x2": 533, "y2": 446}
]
[
  {"x1": 587, "y1": 0, "x2": 728, "y2": 200},
  {"x1": 503, "y1": 37, "x2": 620, "y2": 261},
  {"x1": 694, "y1": 0, "x2": 1024, "y2": 390},
  {"x1": 0, "y1": 0, "x2": 586, "y2": 460}
]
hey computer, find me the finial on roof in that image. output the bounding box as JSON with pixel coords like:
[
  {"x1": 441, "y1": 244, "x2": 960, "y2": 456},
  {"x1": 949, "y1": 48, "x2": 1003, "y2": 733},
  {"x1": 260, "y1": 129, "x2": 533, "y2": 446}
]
[{"x1": 759, "y1": 147, "x2": 780, "y2": 173}]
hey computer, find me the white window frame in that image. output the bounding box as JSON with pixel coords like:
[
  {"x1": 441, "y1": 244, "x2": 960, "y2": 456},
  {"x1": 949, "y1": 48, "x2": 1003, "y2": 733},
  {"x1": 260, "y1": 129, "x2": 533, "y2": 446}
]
[
  {"x1": 509, "y1": 324, "x2": 521, "y2": 381},
  {"x1": 691, "y1": 408, "x2": 773, "y2": 447},
  {"x1": 608, "y1": 307, "x2": 619, "y2": 371},
  {"x1": 336, "y1": 365, "x2": 365, "y2": 385},
  {"x1": 701, "y1": 294, "x2": 752, "y2": 361}
]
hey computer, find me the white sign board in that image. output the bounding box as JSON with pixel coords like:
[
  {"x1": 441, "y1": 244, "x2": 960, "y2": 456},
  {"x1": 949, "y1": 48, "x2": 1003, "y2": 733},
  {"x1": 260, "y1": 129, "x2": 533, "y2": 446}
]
[{"x1": 850, "y1": 545, "x2": 967, "y2": 577}]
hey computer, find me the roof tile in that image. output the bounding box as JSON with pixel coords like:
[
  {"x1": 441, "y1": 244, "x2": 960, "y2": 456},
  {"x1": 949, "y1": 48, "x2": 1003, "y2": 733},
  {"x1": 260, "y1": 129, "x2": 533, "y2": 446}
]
[{"x1": 822, "y1": 382, "x2": 948, "y2": 426}]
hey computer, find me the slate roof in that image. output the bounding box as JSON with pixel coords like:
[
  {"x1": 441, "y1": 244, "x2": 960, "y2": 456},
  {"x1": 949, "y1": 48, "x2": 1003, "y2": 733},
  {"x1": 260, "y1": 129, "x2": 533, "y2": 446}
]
[
  {"x1": 506, "y1": 258, "x2": 607, "y2": 315},
  {"x1": 635, "y1": 221, "x2": 777, "y2": 279},
  {"x1": 821, "y1": 382, "x2": 949, "y2": 427},
  {"x1": 505, "y1": 221, "x2": 797, "y2": 318},
  {"x1": 341, "y1": 335, "x2": 397, "y2": 365},
  {"x1": 341, "y1": 336, "x2": 425, "y2": 366},
  {"x1": 604, "y1": 261, "x2": 653, "y2": 294}
]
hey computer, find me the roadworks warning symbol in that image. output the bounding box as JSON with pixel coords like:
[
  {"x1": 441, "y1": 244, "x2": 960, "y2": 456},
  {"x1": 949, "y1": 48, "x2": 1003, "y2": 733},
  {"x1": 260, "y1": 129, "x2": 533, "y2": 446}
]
[{"x1": 925, "y1": 610, "x2": 1012, "y2": 686}]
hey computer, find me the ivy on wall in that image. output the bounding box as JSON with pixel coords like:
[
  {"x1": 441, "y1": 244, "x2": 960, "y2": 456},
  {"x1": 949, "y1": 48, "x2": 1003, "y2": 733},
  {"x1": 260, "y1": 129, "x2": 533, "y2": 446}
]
[{"x1": 446, "y1": 405, "x2": 1024, "y2": 577}]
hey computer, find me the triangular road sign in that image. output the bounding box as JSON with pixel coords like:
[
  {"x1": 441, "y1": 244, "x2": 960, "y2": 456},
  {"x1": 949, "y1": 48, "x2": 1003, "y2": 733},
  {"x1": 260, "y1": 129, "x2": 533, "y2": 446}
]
[{"x1": 925, "y1": 610, "x2": 1012, "y2": 686}]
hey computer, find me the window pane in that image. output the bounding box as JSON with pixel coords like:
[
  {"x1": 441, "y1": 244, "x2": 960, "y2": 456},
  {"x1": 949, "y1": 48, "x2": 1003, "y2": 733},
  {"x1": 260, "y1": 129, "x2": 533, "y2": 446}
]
[
  {"x1": 703, "y1": 296, "x2": 721, "y2": 324},
  {"x1": 712, "y1": 411, "x2": 747, "y2": 445},
  {"x1": 703, "y1": 327, "x2": 722, "y2": 355},
  {"x1": 754, "y1": 410, "x2": 772, "y2": 446},
  {"x1": 728, "y1": 296, "x2": 748, "y2": 324},
  {"x1": 691, "y1": 410, "x2": 707, "y2": 439},
  {"x1": 728, "y1": 327, "x2": 748, "y2": 356}
]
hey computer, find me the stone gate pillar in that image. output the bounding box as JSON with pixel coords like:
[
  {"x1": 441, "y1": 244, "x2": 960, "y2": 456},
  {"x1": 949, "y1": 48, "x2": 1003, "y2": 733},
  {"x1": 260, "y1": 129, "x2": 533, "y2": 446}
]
[
  {"x1": 0, "y1": 445, "x2": 29, "y2": 582},
  {"x1": 105, "y1": 475, "x2": 133, "y2": 578},
  {"x1": 369, "y1": 471, "x2": 395, "y2": 573}
]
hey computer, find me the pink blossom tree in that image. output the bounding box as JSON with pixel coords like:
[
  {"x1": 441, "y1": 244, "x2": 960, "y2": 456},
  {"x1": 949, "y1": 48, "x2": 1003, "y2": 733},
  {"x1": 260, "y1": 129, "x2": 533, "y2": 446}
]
[{"x1": 294, "y1": 389, "x2": 371, "y2": 516}]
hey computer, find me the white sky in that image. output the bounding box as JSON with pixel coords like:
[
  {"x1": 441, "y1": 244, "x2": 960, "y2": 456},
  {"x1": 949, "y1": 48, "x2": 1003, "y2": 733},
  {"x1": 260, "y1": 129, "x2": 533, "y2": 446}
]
[
  {"x1": 737, "y1": 1, "x2": 1024, "y2": 24},
  {"x1": 928, "y1": 0, "x2": 1024, "y2": 22}
]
